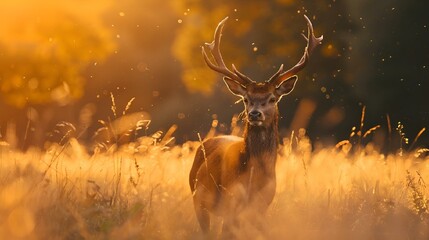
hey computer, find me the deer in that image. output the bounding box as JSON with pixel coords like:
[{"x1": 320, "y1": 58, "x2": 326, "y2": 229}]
[{"x1": 189, "y1": 15, "x2": 322, "y2": 238}]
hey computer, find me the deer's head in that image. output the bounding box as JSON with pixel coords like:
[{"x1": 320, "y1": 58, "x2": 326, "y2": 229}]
[{"x1": 202, "y1": 15, "x2": 323, "y2": 128}]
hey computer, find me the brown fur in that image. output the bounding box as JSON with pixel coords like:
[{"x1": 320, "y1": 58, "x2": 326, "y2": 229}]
[
  {"x1": 191, "y1": 14, "x2": 321, "y2": 238},
  {"x1": 189, "y1": 88, "x2": 280, "y2": 237}
]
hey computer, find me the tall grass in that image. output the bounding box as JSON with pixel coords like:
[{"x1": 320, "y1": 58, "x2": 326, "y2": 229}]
[{"x1": 0, "y1": 120, "x2": 429, "y2": 239}]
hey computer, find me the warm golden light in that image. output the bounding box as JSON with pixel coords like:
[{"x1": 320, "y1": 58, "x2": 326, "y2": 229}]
[
  {"x1": 0, "y1": 0, "x2": 114, "y2": 107},
  {"x1": 0, "y1": 1, "x2": 428, "y2": 239},
  {"x1": 8, "y1": 207, "x2": 35, "y2": 238}
]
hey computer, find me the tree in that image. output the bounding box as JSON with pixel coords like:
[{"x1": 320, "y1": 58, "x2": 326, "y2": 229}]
[{"x1": 0, "y1": 0, "x2": 115, "y2": 108}]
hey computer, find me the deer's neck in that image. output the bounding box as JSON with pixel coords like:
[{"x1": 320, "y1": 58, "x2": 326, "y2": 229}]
[{"x1": 242, "y1": 116, "x2": 278, "y2": 174}]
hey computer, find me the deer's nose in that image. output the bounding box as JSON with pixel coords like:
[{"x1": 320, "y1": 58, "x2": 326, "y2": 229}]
[{"x1": 249, "y1": 110, "x2": 262, "y2": 120}]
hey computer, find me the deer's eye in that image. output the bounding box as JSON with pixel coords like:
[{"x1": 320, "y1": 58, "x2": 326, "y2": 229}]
[
  {"x1": 269, "y1": 97, "x2": 276, "y2": 103},
  {"x1": 243, "y1": 98, "x2": 248, "y2": 104}
]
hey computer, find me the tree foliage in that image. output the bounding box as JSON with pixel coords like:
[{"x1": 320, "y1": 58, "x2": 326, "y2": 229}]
[{"x1": 0, "y1": 0, "x2": 115, "y2": 108}]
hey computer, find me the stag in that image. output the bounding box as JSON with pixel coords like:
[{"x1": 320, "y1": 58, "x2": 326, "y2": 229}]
[{"x1": 189, "y1": 15, "x2": 322, "y2": 237}]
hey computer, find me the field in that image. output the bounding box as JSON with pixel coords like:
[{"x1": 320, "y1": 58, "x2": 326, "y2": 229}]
[{"x1": 1, "y1": 126, "x2": 429, "y2": 240}]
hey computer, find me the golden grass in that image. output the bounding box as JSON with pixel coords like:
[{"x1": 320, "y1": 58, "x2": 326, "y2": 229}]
[{"x1": 0, "y1": 131, "x2": 429, "y2": 239}]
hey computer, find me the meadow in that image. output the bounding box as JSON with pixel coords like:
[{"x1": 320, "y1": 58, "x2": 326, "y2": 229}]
[{"x1": 0, "y1": 121, "x2": 429, "y2": 240}]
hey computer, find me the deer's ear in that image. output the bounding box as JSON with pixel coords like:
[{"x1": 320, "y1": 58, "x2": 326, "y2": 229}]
[
  {"x1": 275, "y1": 75, "x2": 298, "y2": 97},
  {"x1": 223, "y1": 77, "x2": 246, "y2": 96}
]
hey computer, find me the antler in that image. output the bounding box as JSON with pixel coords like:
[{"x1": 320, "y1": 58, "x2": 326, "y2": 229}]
[
  {"x1": 269, "y1": 15, "x2": 323, "y2": 87},
  {"x1": 202, "y1": 17, "x2": 255, "y2": 86}
]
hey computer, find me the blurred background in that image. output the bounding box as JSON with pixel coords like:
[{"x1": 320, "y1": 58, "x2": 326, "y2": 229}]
[{"x1": 0, "y1": 0, "x2": 428, "y2": 150}]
